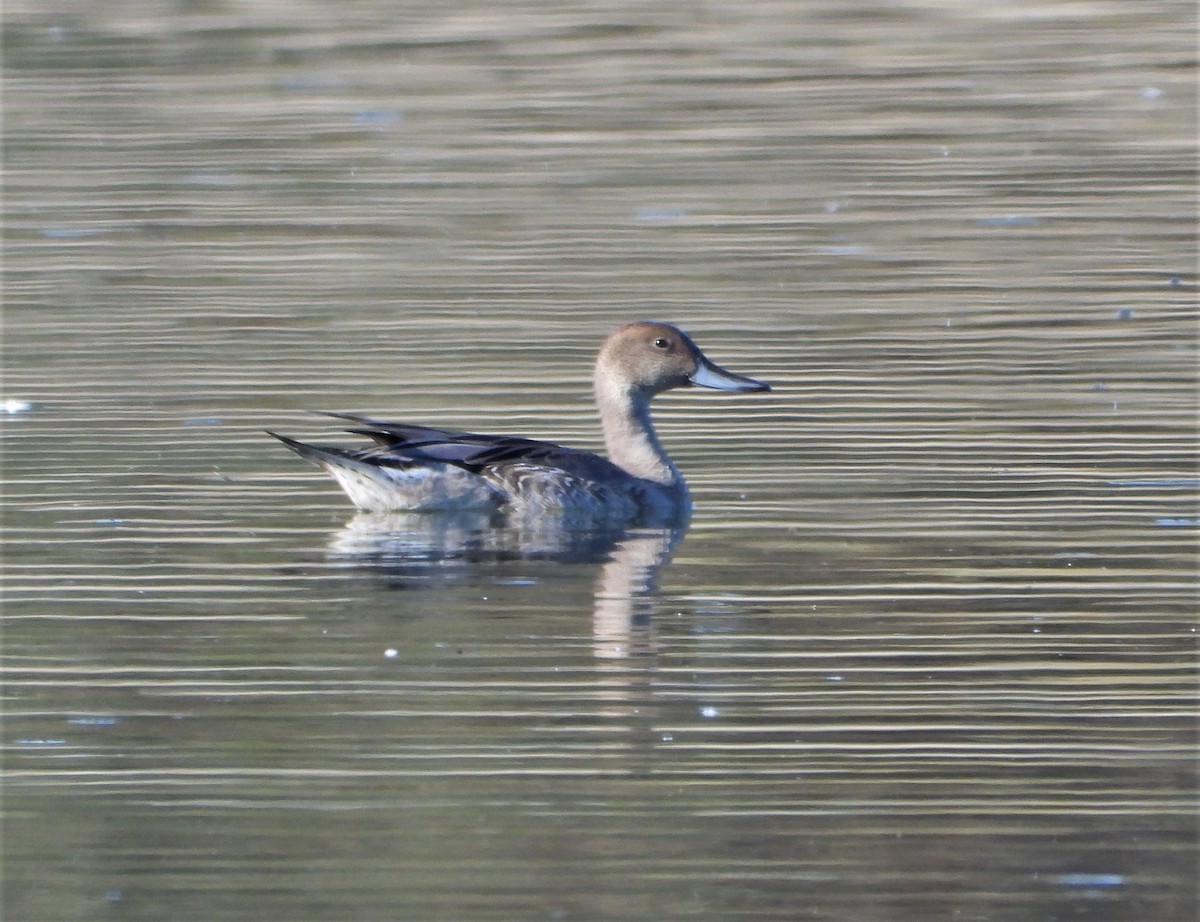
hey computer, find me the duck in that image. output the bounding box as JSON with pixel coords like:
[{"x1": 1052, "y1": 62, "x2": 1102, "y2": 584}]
[{"x1": 270, "y1": 321, "x2": 770, "y2": 525}]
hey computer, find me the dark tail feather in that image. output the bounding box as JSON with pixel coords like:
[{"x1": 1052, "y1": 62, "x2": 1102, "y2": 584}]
[{"x1": 267, "y1": 431, "x2": 349, "y2": 468}]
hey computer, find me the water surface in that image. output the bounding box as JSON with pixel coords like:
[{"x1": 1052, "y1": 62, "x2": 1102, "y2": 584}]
[{"x1": 3, "y1": 2, "x2": 1196, "y2": 920}]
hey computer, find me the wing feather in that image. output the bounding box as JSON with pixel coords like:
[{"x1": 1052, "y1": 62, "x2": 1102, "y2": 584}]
[{"x1": 323, "y1": 411, "x2": 626, "y2": 483}]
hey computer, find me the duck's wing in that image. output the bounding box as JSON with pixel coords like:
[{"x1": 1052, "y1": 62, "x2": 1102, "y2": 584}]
[
  {"x1": 320, "y1": 412, "x2": 487, "y2": 452},
  {"x1": 322, "y1": 412, "x2": 625, "y2": 481},
  {"x1": 274, "y1": 414, "x2": 653, "y2": 517}
]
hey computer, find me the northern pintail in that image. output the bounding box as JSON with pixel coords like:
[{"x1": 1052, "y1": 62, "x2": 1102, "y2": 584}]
[{"x1": 271, "y1": 321, "x2": 770, "y2": 524}]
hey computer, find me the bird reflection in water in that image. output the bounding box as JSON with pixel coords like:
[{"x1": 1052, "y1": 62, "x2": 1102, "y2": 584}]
[{"x1": 325, "y1": 511, "x2": 684, "y2": 663}]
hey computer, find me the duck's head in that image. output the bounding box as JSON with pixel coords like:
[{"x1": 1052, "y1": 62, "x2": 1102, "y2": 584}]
[{"x1": 595, "y1": 321, "x2": 771, "y2": 400}]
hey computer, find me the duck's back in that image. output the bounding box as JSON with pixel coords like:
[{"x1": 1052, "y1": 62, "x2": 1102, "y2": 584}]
[{"x1": 273, "y1": 414, "x2": 684, "y2": 523}]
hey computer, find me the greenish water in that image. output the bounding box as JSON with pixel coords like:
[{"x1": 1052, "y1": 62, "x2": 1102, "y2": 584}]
[{"x1": 3, "y1": 2, "x2": 1196, "y2": 920}]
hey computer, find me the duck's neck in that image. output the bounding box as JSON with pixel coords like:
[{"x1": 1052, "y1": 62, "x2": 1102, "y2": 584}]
[{"x1": 594, "y1": 379, "x2": 683, "y2": 489}]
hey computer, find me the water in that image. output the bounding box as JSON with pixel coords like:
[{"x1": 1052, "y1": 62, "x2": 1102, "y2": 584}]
[{"x1": 3, "y1": 2, "x2": 1196, "y2": 920}]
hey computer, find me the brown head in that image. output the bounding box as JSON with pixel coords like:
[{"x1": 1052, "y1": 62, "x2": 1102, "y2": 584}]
[{"x1": 594, "y1": 321, "x2": 770, "y2": 400}]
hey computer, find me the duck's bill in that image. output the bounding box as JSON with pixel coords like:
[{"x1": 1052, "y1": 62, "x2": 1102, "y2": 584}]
[{"x1": 689, "y1": 358, "x2": 771, "y2": 393}]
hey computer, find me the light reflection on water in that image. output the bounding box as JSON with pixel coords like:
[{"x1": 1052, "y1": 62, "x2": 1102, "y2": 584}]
[{"x1": 3, "y1": 1, "x2": 1197, "y2": 920}]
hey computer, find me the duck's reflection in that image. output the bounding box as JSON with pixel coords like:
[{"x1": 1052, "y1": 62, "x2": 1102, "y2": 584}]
[
  {"x1": 326, "y1": 511, "x2": 684, "y2": 662},
  {"x1": 591, "y1": 527, "x2": 679, "y2": 659}
]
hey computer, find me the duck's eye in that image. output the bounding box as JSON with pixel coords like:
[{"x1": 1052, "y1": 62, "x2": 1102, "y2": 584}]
[{"x1": 653, "y1": 337, "x2": 670, "y2": 350}]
